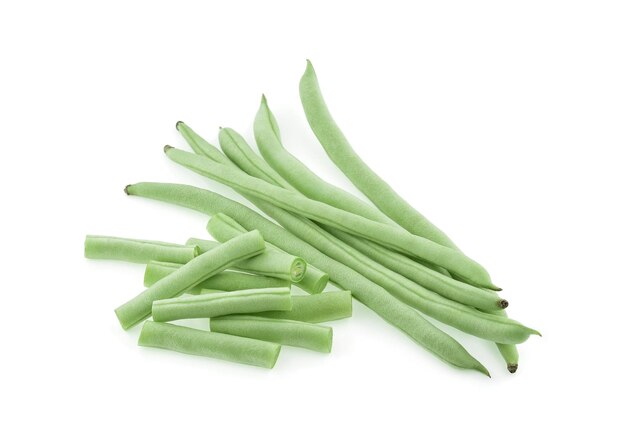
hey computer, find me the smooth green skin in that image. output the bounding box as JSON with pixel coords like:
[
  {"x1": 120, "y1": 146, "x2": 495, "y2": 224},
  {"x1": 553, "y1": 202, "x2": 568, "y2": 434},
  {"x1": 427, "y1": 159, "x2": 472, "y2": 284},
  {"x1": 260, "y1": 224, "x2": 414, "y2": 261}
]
[
  {"x1": 187, "y1": 237, "x2": 306, "y2": 283},
  {"x1": 211, "y1": 315, "x2": 333, "y2": 353},
  {"x1": 218, "y1": 124, "x2": 502, "y2": 310},
  {"x1": 144, "y1": 261, "x2": 290, "y2": 291},
  {"x1": 325, "y1": 227, "x2": 506, "y2": 311},
  {"x1": 139, "y1": 321, "x2": 281, "y2": 369},
  {"x1": 126, "y1": 182, "x2": 490, "y2": 375},
  {"x1": 165, "y1": 146, "x2": 493, "y2": 288},
  {"x1": 84, "y1": 235, "x2": 198, "y2": 264},
  {"x1": 114, "y1": 230, "x2": 265, "y2": 330},
  {"x1": 299, "y1": 60, "x2": 458, "y2": 251},
  {"x1": 210, "y1": 210, "x2": 535, "y2": 345},
  {"x1": 152, "y1": 287, "x2": 293, "y2": 322},
  {"x1": 254, "y1": 95, "x2": 395, "y2": 226},
  {"x1": 255, "y1": 291, "x2": 353, "y2": 323}
]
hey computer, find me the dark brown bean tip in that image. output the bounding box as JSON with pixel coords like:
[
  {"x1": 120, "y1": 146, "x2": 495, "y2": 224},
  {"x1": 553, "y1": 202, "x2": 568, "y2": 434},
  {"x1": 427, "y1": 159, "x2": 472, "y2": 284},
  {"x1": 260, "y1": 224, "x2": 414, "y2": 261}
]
[
  {"x1": 499, "y1": 299, "x2": 509, "y2": 309},
  {"x1": 494, "y1": 287, "x2": 503, "y2": 292},
  {"x1": 124, "y1": 184, "x2": 131, "y2": 195},
  {"x1": 507, "y1": 363, "x2": 518, "y2": 374},
  {"x1": 164, "y1": 145, "x2": 174, "y2": 153},
  {"x1": 175, "y1": 121, "x2": 184, "y2": 131}
]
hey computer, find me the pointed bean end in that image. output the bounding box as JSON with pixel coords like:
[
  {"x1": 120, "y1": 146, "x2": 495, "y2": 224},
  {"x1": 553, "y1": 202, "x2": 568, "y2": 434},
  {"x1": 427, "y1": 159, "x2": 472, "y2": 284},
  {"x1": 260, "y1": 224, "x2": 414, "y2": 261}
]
[
  {"x1": 164, "y1": 144, "x2": 174, "y2": 153},
  {"x1": 261, "y1": 94, "x2": 267, "y2": 104},
  {"x1": 476, "y1": 364, "x2": 491, "y2": 378},
  {"x1": 499, "y1": 299, "x2": 509, "y2": 309},
  {"x1": 507, "y1": 363, "x2": 518, "y2": 373}
]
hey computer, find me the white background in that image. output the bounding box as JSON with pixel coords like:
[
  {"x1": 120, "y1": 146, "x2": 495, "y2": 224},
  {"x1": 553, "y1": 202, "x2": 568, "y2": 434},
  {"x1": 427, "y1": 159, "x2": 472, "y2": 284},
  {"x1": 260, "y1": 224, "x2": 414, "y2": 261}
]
[{"x1": 1, "y1": 1, "x2": 624, "y2": 434}]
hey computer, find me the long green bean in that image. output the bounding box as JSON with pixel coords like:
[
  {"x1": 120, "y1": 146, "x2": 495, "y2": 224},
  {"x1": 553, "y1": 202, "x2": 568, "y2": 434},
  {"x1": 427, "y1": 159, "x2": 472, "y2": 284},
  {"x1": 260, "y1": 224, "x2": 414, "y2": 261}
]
[
  {"x1": 144, "y1": 261, "x2": 290, "y2": 291},
  {"x1": 152, "y1": 287, "x2": 292, "y2": 322},
  {"x1": 84, "y1": 235, "x2": 198, "y2": 264},
  {"x1": 126, "y1": 182, "x2": 490, "y2": 375},
  {"x1": 164, "y1": 145, "x2": 494, "y2": 288},
  {"x1": 114, "y1": 230, "x2": 265, "y2": 329},
  {"x1": 299, "y1": 60, "x2": 458, "y2": 250},
  {"x1": 218, "y1": 124, "x2": 503, "y2": 309},
  {"x1": 254, "y1": 95, "x2": 395, "y2": 225},
  {"x1": 139, "y1": 321, "x2": 281, "y2": 369},
  {"x1": 187, "y1": 237, "x2": 306, "y2": 283},
  {"x1": 210, "y1": 315, "x2": 333, "y2": 353}
]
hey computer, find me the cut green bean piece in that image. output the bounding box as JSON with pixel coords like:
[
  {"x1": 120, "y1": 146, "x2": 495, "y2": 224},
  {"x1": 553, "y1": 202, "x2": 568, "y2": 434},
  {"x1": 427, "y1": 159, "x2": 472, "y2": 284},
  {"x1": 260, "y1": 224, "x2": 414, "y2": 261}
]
[
  {"x1": 299, "y1": 60, "x2": 458, "y2": 250},
  {"x1": 200, "y1": 215, "x2": 329, "y2": 294},
  {"x1": 126, "y1": 182, "x2": 491, "y2": 375},
  {"x1": 152, "y1": 287, "x2": 292, "y2": 322},
  {"x1": 187, "y1": 237, "x2": 306, "y2": 283},
  {"x1": 325, "y1": 228, "x2": 506, "y2": 311},
  {"x1": 114, "y1": 230, "x2": 265, "y2": 330},
  {"x1": 164, "y1": 145, "x2": 494, "y2": 288},
  {"x1": 84, "y1": 235, "x2": 198, "y2": 264},
  {"x1": 144, "y1": 261, "x2": 290, "y2": 291},
  {"x1": 138, "y1": 321, "x2": 281, "y2": 369},
  {"x1": 211, "y1": 315, "x2": 332, "y2": 353},
  {"x1": 254, "y1": 291, "x2": 352, "y2": 323}
]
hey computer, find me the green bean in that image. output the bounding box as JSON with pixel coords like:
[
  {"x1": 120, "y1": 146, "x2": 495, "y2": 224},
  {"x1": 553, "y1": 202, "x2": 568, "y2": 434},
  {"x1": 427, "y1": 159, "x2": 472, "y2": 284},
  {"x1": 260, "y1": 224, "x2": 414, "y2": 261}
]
[
  {"x1": 84, "y1": 235, "x2": 198, "y2": 264},
  {"x1": 187, "y1": 237, "x2": 306, "y2": 283},
  {"x1": 210, "y1": 315, "x2": 333, "y2": 353},
  {"x1": 208, "y1": 211, "x2": 535, "y2": 344},
  {"x1": 114, "y1": 230, "x2": 265, "y2": 330},
  {"x1": 144, "y1": 261, "x2": 290, "y2": 291},
  {"x1": 152, "y1": 287, "x2": 292, "y2": 322},
  {"x1": 164, "y1": 146, "x2": 494, "y2": 288},
  {"x1": 126, "y1": 182, "x2": 490, "y2": 375},
  {"x1": 138, "y1": 321, "x2": 281, "y2": 369},
  {"x1": 192, "y1": 217, "x2": 328, "y2": 294},
  {"x1": 325, "y1": 228, "x2": 506, "y2": 311},
  {"x1": 218, "y1": 123, "x2": 500, "y2": 308},
  {"x1": 254, "y1": 95, "x2": 395, "y2": 225},
  {"x1": 253, "y1": 291, "x2": 352, "y2": 323},
  {"x1": 299, "y1": 60, "x2": 458, "y2": 251}
]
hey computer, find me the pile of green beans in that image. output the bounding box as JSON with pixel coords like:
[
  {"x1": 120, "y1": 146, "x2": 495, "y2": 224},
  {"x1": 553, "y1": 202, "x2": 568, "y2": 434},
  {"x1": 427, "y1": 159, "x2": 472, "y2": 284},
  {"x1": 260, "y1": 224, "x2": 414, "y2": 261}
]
[{"x1": 86, "y1": 61, "x2": 539, "y2": 375}]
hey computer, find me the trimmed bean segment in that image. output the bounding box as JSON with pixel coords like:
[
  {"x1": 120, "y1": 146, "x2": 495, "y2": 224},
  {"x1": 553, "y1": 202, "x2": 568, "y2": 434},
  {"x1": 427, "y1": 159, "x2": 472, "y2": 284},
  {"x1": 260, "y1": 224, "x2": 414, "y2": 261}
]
[
  {"x1": 254, "y1": 291, "x2": 352, "y2": 323},
  {"x1": 144, "y1": 261, "x2": 290, "y2": 291},
  {"x1": 138, "y1": 321, "x2": 281, "y2": 369},
  {"x1": 210, "y1": 315, "x2": 333, "y2": 353},
  {"x1": 126, "y1": 182, "x2": 490, "y2": 375},
  {"x1": 299, "y1": 60, "x2": 458, "y2": 251},
  {"x1": 164, "y1": 146, "x2": 494, "y2": 288},
  {"x1": 187, "y1": 237, "x2": 307, "y2": 283},
  {"x1": 114, "y1": 230, "x2": 265, "y2": 330},
  {"x1": 152, "y1": 287, "x2": 293, "y2": 322},
  {"x1": 84, "y1": 235, "x2": 198, "y2": 264}
]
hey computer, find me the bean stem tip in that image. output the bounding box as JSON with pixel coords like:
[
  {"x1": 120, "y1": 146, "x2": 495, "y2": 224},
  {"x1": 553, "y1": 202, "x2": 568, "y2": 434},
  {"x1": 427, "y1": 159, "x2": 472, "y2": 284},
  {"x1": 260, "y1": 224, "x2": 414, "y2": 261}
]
[
  {"x1": 124, "y1": 184, "x2": 131, "y2": 195},
  {"x1": 507, "y1": 363, "x2": 518, "y2": 374},
  {"x1": 499, "y1": 299, "x2": 509, "y2": 309},
  {"x1": 164, "y1": 145, "x2": 174, "y2": 153},
  {"x1": 175, "y1": 121, "x2": 184, "y2": 131}
]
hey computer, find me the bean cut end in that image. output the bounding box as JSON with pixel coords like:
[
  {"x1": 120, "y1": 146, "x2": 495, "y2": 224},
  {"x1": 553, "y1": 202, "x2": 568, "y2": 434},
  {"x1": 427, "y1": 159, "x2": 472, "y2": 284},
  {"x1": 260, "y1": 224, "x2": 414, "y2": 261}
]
[{"x1": 507, "y1": 363, "x2": 518, "y2": 374}]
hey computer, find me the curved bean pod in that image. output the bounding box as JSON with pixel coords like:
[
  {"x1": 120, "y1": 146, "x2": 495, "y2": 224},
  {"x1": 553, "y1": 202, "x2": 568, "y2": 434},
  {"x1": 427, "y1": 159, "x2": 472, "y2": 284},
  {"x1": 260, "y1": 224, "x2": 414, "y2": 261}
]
[
  {"x1": 164, "y1": 146, "x2": 494, "y2": 288},
  {"x1": 254, "y1": 95, "x2": 395, "y2": 225},
  {"x1": 299, "y1": 60, "x2": 458, "y2": 250},
  {"x1": 144, "y1": 261, "x2": 290, "y2": 291},
  {"x1": 152, "y1": 287, "x2": 292, "y2": 322},
  {"x1": 139, "y1": 321, "x2": 281, "y2": 369},
  {"x1": 210, "y1": 315, "x2": 333, "y2": 353},
  {"x1": 125, "y1": 182, "x2": 490, "y2": 375},
  {"x1": 84, "y1": 235, "x2": 198, "y2": 264},
  {"x1": 114, "y1": 230, "x2": 265, "y2": 330},
  {"x1": 254, "y1": 291, "x2": 353, "y2": 323},
  {"x1": 187, "y1": 237, "x2": 307, "y2": 283}
]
